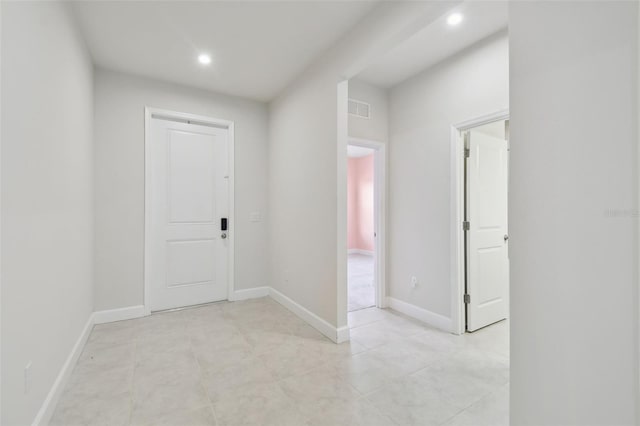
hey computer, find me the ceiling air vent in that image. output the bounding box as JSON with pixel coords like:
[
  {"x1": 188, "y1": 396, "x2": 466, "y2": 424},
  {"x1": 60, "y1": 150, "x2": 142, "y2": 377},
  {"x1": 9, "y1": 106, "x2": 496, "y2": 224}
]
[{"x1": 348, "y1": 98, "x2": 371, "y2": 119}]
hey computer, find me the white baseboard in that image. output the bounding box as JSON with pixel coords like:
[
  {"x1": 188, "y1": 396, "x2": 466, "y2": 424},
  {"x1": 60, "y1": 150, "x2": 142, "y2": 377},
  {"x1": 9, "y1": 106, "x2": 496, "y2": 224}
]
[
  {"x1": 93, "y1": 305, "x2": 146, "y2": 325},
  {"x1": 268, "y1": 287, "x2": 343, "y2": 343},
  {"x1": 230, "y1": 286, "x2": 270, "y2": 301},
  {"x1": 336, "y1": 326, "x2": 351, "y2": 343},
  {"x1": 387, "y1": 297, "x2": 452, "y2": 332},
  {"x1": 31, "y1": 313, "x2": 94, "y2": 426},
  {"x1": 32, "y1": 305, "x2": 144, "y2": 425},
  {"x1": 238, "y1": 286, "x2": 350, "y2": 343},
  {"x1": 32, "y1": 286, "x2": 349, "y2": 425},
  {"x1": 347, "y1": 249, "x2": 374, "y2": 256}
]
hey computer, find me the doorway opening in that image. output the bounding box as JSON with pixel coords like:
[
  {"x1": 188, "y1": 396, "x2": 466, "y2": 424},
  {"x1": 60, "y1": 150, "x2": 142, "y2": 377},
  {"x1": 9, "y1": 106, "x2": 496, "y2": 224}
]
[
  {"x1": 347, "y1": 138, "x2": 385, "y2": 313},
  {"x1": 451, "y1": 111, "x2": 510, "y2": 334}
]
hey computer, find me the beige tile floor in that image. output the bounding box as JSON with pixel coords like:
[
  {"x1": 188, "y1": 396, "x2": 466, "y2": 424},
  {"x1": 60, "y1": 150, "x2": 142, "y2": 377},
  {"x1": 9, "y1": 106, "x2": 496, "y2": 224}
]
[
  {"x1": 51, "y1": 297, "x2": 509, "y2": 426},
  {"x1": 348, "y1": 254, "x2": 375, "y2": 312}
]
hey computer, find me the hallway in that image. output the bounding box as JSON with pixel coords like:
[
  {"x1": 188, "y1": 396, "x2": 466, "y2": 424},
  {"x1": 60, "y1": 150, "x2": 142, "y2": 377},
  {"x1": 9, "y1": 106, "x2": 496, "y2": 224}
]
[{"x1": 3, "y1": 1, "x2": 639, "y2": 424}]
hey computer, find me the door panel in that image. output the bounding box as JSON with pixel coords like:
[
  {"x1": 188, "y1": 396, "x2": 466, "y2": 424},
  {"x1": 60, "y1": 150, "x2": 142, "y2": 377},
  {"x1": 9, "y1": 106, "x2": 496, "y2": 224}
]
[
  {"x1": 166, "y1": 239, "x2": 216, "y2": 287},
  {"x1": 466, "y1": 129, "x2": 509, "y2": 331},
  {"x1": 149, "y1": 118, "x2": 229, "y2": 311},
  {"x1": 168, "y1": 131, "x2": 216, "y2": 223}
]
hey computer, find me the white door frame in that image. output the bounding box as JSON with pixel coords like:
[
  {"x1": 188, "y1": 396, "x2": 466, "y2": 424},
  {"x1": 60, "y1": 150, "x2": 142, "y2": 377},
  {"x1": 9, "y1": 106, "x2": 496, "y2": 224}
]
[
  {"x1": 144, "y1": 107, "x2": 235, "y2": 315},
  {"x1": 450, "y1": 109, "x2": 509, "y2": 335},
  {"x1": 347, "y1": 137, "x2": 387, "y2": 310}
]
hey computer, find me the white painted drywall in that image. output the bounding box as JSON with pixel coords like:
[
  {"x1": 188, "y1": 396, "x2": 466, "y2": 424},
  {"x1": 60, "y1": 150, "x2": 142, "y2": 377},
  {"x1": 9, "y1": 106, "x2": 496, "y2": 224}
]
[
  {"x1": 93, "y1": 69, "x2": 269, "y2": 311},
  {"x1": 348, "y1": 78, "x2": 389, "y2": 143},
  {"x1": 269, "y1": 1, "x2": 457, "y2": 330},
  {"x1": 269, "y1": 70, "x2": 342, "y2": 326},
  {"x1": 509, "y1": 2, "x2": 638, "y2": 424},
  {"x1": 1, "y1": 2, "x2": 94, "y2": 424},
  {"x1": 387, "y1": 31, "x2": 508, "y2": 318}
]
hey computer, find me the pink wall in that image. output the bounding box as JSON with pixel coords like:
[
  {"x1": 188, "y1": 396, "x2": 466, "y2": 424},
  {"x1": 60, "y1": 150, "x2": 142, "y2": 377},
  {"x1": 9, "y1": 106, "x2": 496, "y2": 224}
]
[{"x1": 347, "y1": 154, "x2": 374, "y2": 252}]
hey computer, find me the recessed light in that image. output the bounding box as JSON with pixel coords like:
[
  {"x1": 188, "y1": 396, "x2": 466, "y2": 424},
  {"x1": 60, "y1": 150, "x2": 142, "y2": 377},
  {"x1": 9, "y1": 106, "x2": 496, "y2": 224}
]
[
  {"x1": 198, "y1": 54, "x2": 212, "y2": 65},
  {"x1": 447, "y1": 13, "x2": 463, "y2": 26}
]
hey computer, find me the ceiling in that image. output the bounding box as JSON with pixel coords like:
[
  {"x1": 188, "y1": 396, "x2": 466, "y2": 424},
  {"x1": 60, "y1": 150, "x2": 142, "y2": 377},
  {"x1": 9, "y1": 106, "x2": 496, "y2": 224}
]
[
  {"x1": 357, "y1": 1, "x2": 508, "y2": 88},
  {"x1": 71, "y1": 1, "x2": 378, "y2": 102}
]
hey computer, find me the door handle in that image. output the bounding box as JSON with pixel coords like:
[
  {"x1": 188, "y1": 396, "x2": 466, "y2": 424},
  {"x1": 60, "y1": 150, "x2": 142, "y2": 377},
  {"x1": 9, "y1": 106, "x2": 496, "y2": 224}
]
[{"x1": 504, "y1": 234, "x2": 509, "y2": 242}]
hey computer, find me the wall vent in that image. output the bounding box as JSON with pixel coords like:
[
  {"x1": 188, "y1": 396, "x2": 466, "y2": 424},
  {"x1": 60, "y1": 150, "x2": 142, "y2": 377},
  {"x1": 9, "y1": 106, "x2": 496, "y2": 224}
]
[{"x1": 348, "y1": 98, "x2": 371, "y2": 119}]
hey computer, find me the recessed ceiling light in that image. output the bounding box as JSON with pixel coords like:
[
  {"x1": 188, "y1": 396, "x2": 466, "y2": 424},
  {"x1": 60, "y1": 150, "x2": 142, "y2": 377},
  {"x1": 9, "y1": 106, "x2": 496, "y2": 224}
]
[
  {"x1": 198, "y1": 54, "x2": 212, "y2": 65},
  {"x1": 447, "y1": 13, "x2": 463, "y2": 26}
]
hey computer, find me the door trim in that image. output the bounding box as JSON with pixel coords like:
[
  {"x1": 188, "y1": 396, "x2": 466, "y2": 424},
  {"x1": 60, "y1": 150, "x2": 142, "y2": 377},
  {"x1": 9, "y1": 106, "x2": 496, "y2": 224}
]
[
  {"x1": 450, "y1": 109, "x2": 509, "y2": 335},
  {"x1": 144, "y1": 107, "x2": 235, "y2": 315},
  {"x1": 348, "y1": 137, "x2": 387, "y2": 310}
]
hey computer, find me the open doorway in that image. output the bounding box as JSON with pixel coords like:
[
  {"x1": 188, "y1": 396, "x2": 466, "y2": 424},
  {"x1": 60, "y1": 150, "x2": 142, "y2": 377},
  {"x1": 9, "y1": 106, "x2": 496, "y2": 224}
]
[
  {"x1": 451, "y1": 112, "x2": 510, "y2": 334},
  {"x1": 348, "y1": 144, "x2": 375, "y2": 311},
  {"x1": 347, "y1": 138, "x2": 385, "y2": 313}
]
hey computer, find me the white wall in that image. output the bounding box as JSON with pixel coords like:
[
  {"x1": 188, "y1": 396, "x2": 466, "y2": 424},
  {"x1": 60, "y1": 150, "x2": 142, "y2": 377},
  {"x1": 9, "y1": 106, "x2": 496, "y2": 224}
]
[
  {"x1": 387, "y1": 31, "x2": 508, "y2": 318},
  {"x1": 348, "y1": 78, "x2": 388, "y2": 143},
  {"x1": 269, "y1": 70, "x2": 342, "y2": 326},
  {"x1": 1, "y1": 2, "x2": 94, "y2": 424},
  {"x1": 269, "y1": 1, "x2": 457, "y2": 332},
  {"x1": 94, "y1": 69, "x2": 269, "y2": 311},
  {"x1": 509, "y1": 2, "x2": 638, "y2": 424}
]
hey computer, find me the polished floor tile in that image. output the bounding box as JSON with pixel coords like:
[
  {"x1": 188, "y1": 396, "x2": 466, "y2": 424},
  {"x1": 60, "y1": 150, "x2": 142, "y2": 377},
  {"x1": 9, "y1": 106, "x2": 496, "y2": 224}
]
[
  {"x1": 441, "y1": 384, "x2": 509, "y2": 426},
  {"x1": 366, "y1": 373, "x2": 461, "y2": 426},
  {"x1": 51, "y1": 299, "x2": 509, "y2": 426},
  {"x1": 348, "y1": 254, "x2": 375, "y2": 312}
]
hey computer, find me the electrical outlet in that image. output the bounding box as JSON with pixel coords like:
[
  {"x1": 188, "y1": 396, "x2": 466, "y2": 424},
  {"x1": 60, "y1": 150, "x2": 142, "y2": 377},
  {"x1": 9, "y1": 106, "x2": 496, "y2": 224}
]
[
  {"x1": 24, "y1": 361, "x2": 32, "y2": 394},
  {"x1": 410, "y1": 276, "x2": 418, "y2": 288}
]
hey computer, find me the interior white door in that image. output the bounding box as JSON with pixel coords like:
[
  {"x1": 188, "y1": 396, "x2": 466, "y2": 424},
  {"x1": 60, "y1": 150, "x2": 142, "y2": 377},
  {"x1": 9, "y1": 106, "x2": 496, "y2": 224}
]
[
  {"x1": 466, "y1": 129, "x2": 509, "y2": 331},
  {"x1": 149, "y1": 117, "x2": 229, "y2": 311}
]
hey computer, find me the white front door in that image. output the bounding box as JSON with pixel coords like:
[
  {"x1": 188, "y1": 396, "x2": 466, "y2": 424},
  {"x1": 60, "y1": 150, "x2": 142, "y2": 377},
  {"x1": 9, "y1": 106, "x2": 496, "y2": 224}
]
[
  {"x1": 148, "y1": 117, "x2": 229, "y2": 312},
  {"x1": 466, "y1": 129, "x2": 509, "y2": 331}
]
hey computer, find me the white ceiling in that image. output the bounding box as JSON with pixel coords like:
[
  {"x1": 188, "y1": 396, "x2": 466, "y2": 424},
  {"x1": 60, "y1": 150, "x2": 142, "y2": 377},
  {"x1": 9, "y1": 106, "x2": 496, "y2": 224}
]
[
  {"x1": 357, "y1": 1, "x2": 508, "y2": 88},
  {"x1": 71, "y1": 1, "x2": 378, "y2": 102}
]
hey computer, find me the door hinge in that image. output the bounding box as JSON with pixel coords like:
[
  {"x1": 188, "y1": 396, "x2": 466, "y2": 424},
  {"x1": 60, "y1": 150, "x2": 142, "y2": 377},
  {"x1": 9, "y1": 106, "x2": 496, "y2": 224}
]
[
  {"x1": 462, "y1": 221, "x2": 470, "y2": 231},
  {"x1": 464, "y1": 294, "x2": 470, "y2": 304},
  {"x1": 464, "y1": 148, "x2": 470, "y2": 158}
]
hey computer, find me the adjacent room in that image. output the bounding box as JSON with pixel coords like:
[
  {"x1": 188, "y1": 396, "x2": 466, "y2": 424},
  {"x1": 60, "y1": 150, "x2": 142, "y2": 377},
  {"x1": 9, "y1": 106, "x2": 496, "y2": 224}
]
[
  {"x1": 2, "y1": 1, "x2": 639, "y2": 426},
  {"x1": 347, "y1": 144, "x2": 376, "y2": 312}
]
